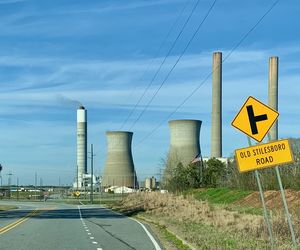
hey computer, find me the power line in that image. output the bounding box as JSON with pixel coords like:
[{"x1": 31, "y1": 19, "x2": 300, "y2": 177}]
[
  {"x1": 129, "y1": 0, "x2": 217, "y2": 131},
  {"x1": 119, "y1": 0, "x2": 201, "y2": 130},
  {"x1": 135, "y1": 0, "x2": 279, "y2": 147},
  {"x1": 118, "y1": 0, "x2": 191, "y2": 131}
]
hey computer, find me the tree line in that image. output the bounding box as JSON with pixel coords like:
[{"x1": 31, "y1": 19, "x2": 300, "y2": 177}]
[{"x1": 162, "y1": 138, "x2": 300, "y2": 192}]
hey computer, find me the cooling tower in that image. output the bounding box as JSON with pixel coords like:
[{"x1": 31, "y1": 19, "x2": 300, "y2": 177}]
[
  {"x1": 268, "y1": 56, "x2": 279, "y2": 141},
  {"x1": 211, "y1": 52, "x2": 222, "y2": 157},
  {"x1": 102, "y1": 131, "x2": 137, "y2": 188},
  {"x1": 167, "y1": 120, "x2": 202, "y2": 167},
  {"x1": 77, "y1": 106, "x2": 87, "y2": 185}
]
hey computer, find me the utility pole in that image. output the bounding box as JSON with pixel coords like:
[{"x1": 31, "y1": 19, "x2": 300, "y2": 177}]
[
  {"x1": 17, "y1": 177, "x2": 19, "y2": 201},
  {"x1": 89, "y1": 144, "x2": 95, "y2": 204},
  {"x1": 76, "y1": 165, "x2": 79, "y2": 191},
  {"x1": 0, "y1": 164, "x2": 3, "y2": 187},
  {"x1": 35, "y1": 171, "x2": 37, "y2": 200},
  {"x1": 156, "y1": 167, "x2": 164, "y2": 189},
  {"x1": 7, "y1": 172, "x2": 13, "y2": 199}
]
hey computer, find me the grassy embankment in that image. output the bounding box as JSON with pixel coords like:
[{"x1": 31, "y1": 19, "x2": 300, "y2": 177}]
[
  {"x1": 0, "y1": 205, "x2": 17, "y2": 211},
  {"x1": 185, "y1": 188, "x2": 263, "y2": 215},
  {"x1": 109, "y1": 188, "x2": 297, "y2": 249}
]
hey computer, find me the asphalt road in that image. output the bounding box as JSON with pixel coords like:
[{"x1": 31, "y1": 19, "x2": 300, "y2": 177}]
[{"x1": 0, "y1": 200, "x2": 162, "y2": 250}]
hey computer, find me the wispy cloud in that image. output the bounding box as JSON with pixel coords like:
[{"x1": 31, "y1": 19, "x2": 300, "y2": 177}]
[{"x1": 0, "y1": 0, "x2": 25, "y2": 4}]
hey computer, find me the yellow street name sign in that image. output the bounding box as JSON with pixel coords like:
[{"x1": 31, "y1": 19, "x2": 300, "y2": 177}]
[
  {"x1": 235, "y1": 139, "x2": 293, "y2": 173},
  {"x1": 231, "y1": 96, "x2": 279, "y2": 142}
]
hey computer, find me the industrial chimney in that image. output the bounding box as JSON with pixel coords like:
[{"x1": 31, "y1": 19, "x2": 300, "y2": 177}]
[
  {"x1": 211, "y1": 52, "x2": 222, "y2": 158},
  {"x1": 268, "y1": 56, "x2": 279, "y2": 141},
  {"x1": 102, "y1": 131, "x2": 137, "y2": 188},
  {"x1": 167, "y1": 119, "x2": 202, "y2": 167},
  {"x1": 77, "y1": 106, "x2": 87, "y2": 187}
]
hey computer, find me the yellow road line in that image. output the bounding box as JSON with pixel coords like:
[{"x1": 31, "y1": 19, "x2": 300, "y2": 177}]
[{"x1": 0, "y1": 207, "x2": 54, "y2": 235}]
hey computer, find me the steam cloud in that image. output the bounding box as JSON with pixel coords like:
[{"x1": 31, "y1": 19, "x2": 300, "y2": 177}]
[{"x1": 56, "y1": 94, "x2": 82, "y2": 108}]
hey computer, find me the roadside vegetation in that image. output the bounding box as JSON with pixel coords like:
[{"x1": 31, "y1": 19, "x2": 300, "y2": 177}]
[
  {"x1": 112, "y1": 191, "x2": 300, "y2": 249},
  {"x1": 0, "y1": 205, "x2": 17, "y2": 211},
  {"x1": 109, "y1": 138, "x2": 300, "y2": 249}
]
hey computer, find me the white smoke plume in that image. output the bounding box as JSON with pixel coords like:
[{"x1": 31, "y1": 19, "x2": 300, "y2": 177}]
[{"x1": 56, "y1": 94, "x2": 82, "y2": 108}]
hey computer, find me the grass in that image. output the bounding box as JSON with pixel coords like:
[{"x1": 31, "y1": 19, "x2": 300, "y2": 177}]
[
  {"x1": 185, "y1": 188, "x2": 262, "y2": 215},
  {"x1": 177, "y1": 220, "x2": 270, "y2": 250},
  {"x1": 138, "y1": 213, "x2": 270, "y2": 250},
  {"x1": 0, "y1": 205, "x2": 17, "y2": 211},
  {"x1": 225, "y1": 204, "x2": 263, "y2": 215},
  {"x1": 112, "y1": 191, "x2": 296, "y2": 249},
  {"x1": 158, "y1": 224, "x2": 191, "y2": 250},
  {"x1": 186, "y1": 188, "x2": 252, "y2": 204}
]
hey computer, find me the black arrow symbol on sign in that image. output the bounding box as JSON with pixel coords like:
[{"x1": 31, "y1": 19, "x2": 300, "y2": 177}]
[{"x1": 246, "y1": 105, "x2": 268, "y2": 135}]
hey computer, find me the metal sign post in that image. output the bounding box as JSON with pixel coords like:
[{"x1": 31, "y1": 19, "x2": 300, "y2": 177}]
[
  {"x1": 232, "y1": 96, "x2": 297, "y2": 247},
  {"x1": 267, "y1": 134, "x2": 297, "y2": 246},
  {"x1": 247, "y1": 137, "x2": 274, "y2": 247}
]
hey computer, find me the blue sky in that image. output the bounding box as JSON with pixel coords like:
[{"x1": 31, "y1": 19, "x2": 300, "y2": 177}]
[{"x1": 0, "y1": 0, "x2": 299, "y2": 185}]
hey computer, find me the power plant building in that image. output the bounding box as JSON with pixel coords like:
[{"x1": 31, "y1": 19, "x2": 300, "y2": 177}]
[
  {"x1": 101, "y1": 131, "x2": 137, "y2": 188},
  {"x1": 167, "y1": 119, "x2": 202, "y2": 167},
  {"x1": 145, "y1": 176, "x2": 156, "y2": 190}
]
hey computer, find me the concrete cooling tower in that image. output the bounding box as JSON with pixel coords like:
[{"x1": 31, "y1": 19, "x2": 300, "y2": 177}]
[
  {"x1": 77, "y1": 106, "x2": 87, "y2": 186},
  {"x1": 102, "y1": 131, "x2": 137, "y2": 188},
  {"x1": 167, "y1": 120, "x2": 202, "y2": 167}
]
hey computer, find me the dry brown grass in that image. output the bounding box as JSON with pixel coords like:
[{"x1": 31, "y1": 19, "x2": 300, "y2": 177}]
[
  {"x1": 115, "y1": 192, "x2": 299, "y2": 249},
  {"x1": 118, "y1": 192, "x2": 266, "y2": 239}
]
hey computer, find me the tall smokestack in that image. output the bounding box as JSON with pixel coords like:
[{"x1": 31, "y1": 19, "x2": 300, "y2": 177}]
[
  {"x1": 102, "y1": 131, "x2": 137, "y2": 188},
  {"x1": 77, "y1": 106, "x2": 87, "y2": 186},
  {"x1": 268, "y1": 56, "x2": 279, "y2": 141},
  {"x1": 211, "y1": 52, "x2": 222, "y2": 158},
  {"x1": 167, "y1": 119, "x2": 201, "y2": 167}
]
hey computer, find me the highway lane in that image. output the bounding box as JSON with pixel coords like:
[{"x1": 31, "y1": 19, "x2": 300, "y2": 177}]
[
  {"x1": 0, "y1": 201, "x2": 51, "y2": 230},
  {"x1": 0, "y1": 201, "x2": 162, "y2": 250}
]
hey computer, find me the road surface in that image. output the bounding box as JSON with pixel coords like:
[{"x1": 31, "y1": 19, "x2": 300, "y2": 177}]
[{"x1": 0, "y1": 200, "x2": 162, "y2": 250}]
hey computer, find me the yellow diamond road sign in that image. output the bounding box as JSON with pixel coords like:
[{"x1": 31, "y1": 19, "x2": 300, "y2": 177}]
[
  {"x1": 235, "y1": 139, "x2": 294, "y2": 172},
  {"x1": 231, "y1": 96, "x2": 279, "y2": 142}
]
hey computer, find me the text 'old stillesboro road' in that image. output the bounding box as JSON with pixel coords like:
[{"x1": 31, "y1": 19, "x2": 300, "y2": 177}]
[{"x1": 235, "y1": 139, "x2": 294, "y2": 172}]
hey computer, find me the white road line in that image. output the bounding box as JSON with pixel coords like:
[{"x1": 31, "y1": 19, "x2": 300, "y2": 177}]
[
  {"x1": 78, "y1": 205, "x2": 83, "y2": 219},
  {"x1": 79, "y1": 206, "x2": 103, "y2": 249},
  {"x1": 102, "y1": 208, "x2": 161, "y2": 250},
  {"x1": 79, "y1": 201, "x2": 84, "y2": 205},
  {"x1": 130, "y1": 218, "x2": 162, "y2": 250}
]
